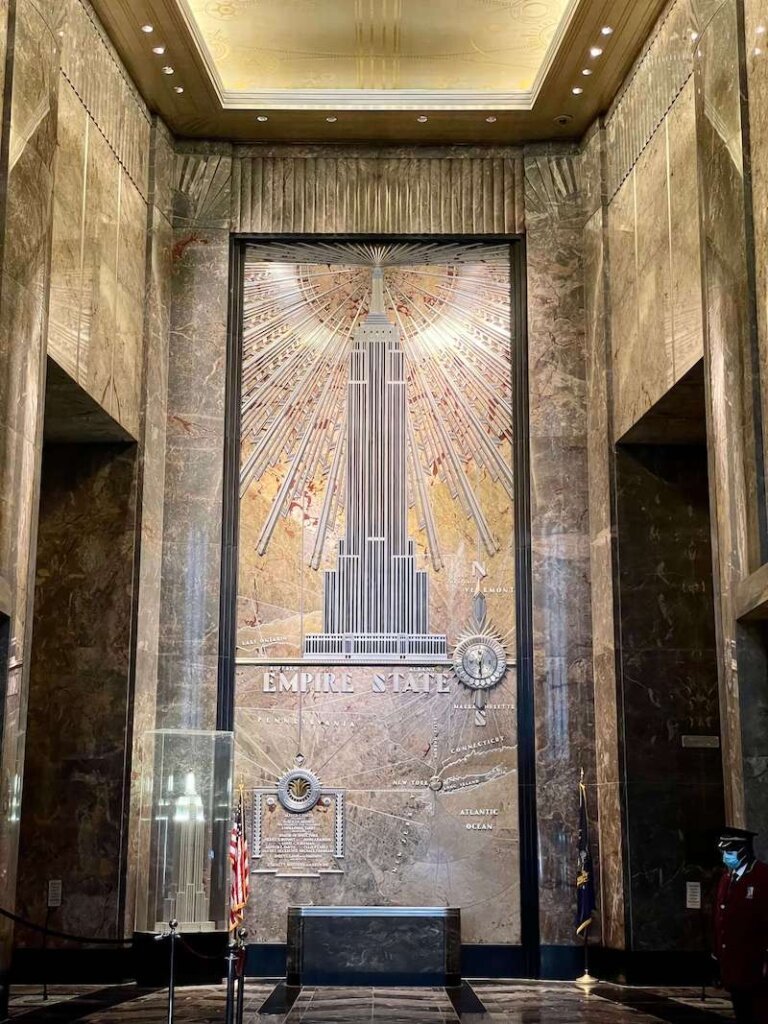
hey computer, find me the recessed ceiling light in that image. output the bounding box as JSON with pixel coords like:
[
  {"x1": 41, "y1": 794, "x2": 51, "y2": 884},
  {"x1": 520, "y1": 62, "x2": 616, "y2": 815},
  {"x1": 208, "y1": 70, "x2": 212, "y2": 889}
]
[
  {"x1": 691, "y1": 31, "x2": 699, "y2": 41},
  {"x1": 485, "y1": 115, "x2": 497, "y2": 123},
  {"x1": 572, "y1": 87, "x2": 583, "y2": 95},
  {"x1": 601, "y1": 25, "x2": 613, "y2": 35},
  {"x1": 417, "y1": 115, "x2": 428, "y2": 122},
  {"x1": 755, "y1": 46, "x2": 763, "y2": 55},
  {"x1": 582, "y1": 68, "x2": 593, "y2": 76},
  {"x1": 152, "y1": 45, "x2": 166, "y2": 54},
  {"x1": 161, "y1": 66, "x2": 174, "y2": 75},
  {"x1": 141, "y1": 24, "x2": 153, "y2": 33},
  {"x1": 326, "y1": 116, "x2": 338, "y2": 122},
  {"x1": 758, "y1": 25, "x2": 767, "y2": 34},
  {"x1": 589, "y1": 46, "x2": 603, "y2": 58},
  {"x1": 256, "y1": 115, "x2": 269, "y2": 122},
  {"x1": 174, "y1": 86, "x2": 184, "y2": 94}
]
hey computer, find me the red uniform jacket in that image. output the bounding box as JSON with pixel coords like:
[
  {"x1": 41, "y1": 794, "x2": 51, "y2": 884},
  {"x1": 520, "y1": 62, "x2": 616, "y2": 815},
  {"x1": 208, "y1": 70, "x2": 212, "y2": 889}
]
[{"x1": 714, "y1": 860, "x2": 768, "y2": 990}]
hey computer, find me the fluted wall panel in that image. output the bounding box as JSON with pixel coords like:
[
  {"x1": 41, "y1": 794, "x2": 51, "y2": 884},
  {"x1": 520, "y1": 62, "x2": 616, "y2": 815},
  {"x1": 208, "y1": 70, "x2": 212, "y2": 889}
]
[
  {"x1": 232, "y1": 149, "x2": 525, "y2": 235},
  {"x1": 60, "y1": 0, "x2": 151, "y2": 198},
  {"x1": 605, "y1": 0, "x2": 718, "y2": 199}
]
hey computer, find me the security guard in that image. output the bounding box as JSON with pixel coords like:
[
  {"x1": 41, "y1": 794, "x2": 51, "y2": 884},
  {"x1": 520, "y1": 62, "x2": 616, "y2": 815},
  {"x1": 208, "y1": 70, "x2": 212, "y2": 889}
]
[{"x1": 713, "y1": 827, "x2": 768, "y2": 1023}]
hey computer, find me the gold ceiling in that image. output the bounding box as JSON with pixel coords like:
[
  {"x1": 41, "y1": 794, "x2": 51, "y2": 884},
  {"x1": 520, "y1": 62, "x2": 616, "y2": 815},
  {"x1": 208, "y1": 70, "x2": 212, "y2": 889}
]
[{"x1": 180, "y1": 0, "x2": 576, "y2": 106}]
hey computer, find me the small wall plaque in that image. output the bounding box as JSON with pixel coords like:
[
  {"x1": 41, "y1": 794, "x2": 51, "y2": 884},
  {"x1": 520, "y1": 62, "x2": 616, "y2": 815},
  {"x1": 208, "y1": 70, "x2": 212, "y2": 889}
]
[
  {"x1": 686, "y1": 881, "x2": 701, "y2": 909},
  {"x1": 47, "y1": 879, "x2": 62, "y2": 908}
]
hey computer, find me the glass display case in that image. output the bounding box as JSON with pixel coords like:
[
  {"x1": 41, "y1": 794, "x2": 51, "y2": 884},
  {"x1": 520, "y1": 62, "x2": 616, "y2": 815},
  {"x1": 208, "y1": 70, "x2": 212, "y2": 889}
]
[{"x1": 135, "y1": 729, "x2": 233, "y2": 933}]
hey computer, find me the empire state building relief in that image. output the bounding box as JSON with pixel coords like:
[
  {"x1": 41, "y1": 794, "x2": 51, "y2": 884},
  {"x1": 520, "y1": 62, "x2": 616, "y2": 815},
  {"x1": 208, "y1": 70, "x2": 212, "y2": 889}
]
[{"x1": 234, "y1": 240, "x2": 520, "y2": 947}]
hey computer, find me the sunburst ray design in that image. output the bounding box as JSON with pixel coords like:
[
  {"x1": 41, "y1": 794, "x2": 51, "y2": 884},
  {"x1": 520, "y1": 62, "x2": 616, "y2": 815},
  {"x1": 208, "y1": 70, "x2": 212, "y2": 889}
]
[{"x1": 240, "y1": 241, "x2": 513, "y2": 571}]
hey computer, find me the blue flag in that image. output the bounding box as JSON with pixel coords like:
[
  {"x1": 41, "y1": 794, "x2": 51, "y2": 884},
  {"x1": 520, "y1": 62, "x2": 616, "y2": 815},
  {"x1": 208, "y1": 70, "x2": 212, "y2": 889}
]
[{"x1": 576, "y1": 774, "x2": 596, "y2": 936}]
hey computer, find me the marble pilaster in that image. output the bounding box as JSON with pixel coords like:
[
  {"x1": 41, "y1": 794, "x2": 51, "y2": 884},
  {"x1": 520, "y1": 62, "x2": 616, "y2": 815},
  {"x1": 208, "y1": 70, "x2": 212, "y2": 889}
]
[
  {"x1": 694, "y1": 0, "x2": 757, "y2": 826},
  {"x1": 581, "y1": 125, "x2": 627, "y2": 952},
  {"x1": 155, "y1": 144, "x2": 233, "y2": 730},
  {"x1": 524, "y1": 148, "x2": 596, "y2": 948},
  {"x1": 122, "y1": 119, "x2": 174, "y2": 936}
]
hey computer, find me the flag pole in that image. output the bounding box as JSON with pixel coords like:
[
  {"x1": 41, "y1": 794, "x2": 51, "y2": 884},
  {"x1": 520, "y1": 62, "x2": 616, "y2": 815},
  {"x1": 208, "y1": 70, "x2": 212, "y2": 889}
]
[{"x1": 575, "y1": 768, "x2": 598, "y2": 987}]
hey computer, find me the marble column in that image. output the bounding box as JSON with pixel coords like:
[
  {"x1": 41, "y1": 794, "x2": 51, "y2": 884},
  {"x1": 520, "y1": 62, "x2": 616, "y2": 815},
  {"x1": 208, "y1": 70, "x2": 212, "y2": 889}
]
[
  {"x1": 0, "y1": 0, "x2": 62, "y2": 1003},
  {"x1": 741, "y1": 0, "x2": 768, "y2": 857},
  {"x1": 156, "y1": 143, "x2": 233, "y2": 730},
  {"x1": 695, "y1": 0, "x2": 758, "y2": 827},
  {"x1": 581, "y1": 124, "x2": 627, "y2": 951},
  {"x1": 123, "y1": 118, "x2": 175, "y2": 935},
  {"x1": 524, "y1": 147, "x2": 596, "y2": 953}
]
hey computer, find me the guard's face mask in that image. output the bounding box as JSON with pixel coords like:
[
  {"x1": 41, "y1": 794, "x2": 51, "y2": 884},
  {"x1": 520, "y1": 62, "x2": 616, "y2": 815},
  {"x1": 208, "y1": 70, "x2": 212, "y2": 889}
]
[{"x1": 722, "y1": 850, "x2": 742, "y2": 870}]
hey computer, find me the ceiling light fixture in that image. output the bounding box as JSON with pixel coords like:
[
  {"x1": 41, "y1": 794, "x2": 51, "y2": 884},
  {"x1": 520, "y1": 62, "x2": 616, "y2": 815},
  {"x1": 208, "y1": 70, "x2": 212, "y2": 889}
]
[
  {"x1": 161, "y1": 66, "x2": 174, "y2": 75},
  {"x1": 152, "y1": 45, "x2": 166, "y2": 54},
  {"x1": 758, "y1": 25, "x2": 767, "y2": 34},
  {"x1": 141, "y1": 24, "x2": 153, "y2": 33},
  {"x1": 417, "y1": 115, "x2": 428, "y2": 122},
  {"x1": 581, "y1": 68, "x2": 593, "y2": 76},
  {"x1": 589, "y1": 46, "x2": 603, "y2": 58},
  {"x1": 326, "y1": 116, "x2": 338, "y2": 122},
  {"x1": 485, "y1": 115, "x2": 497, "y2": 123},
  {"x1": 601, "y1": 25, "x2": 613, "y2": 36},
  {"x1": 572, "y1": 87, "x2": 583, "y2": 95},
  {"x1": 256, "y1": 115, "x2": 269, "y2": 122},
  {"x1": 174, "y1": 86, "x2": 184, "y2": 94},
  {"x1": 755, "y1": 46, "x2": 763, "y2": 55}
]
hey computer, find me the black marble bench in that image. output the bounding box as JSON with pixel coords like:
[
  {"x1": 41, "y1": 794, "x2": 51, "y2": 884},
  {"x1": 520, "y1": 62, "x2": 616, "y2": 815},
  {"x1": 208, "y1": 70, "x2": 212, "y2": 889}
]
[{"x1": 286, "y1": 906, "x2": 461, "y2": 986}]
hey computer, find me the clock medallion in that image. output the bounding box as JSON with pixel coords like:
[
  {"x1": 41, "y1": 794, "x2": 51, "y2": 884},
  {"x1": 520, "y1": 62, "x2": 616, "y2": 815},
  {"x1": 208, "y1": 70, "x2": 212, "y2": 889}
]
[{"x1": 452, "y1": 590, "x2": 511, "y2": 726}]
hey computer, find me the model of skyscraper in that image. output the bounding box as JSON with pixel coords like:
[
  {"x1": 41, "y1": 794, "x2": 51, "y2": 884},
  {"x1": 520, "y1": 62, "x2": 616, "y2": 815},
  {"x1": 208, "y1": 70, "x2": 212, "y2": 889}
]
[
  {"x1": 304, "y1": 268, "x2": 447, "y2": 662},
  {"x1": 157, "y1": 771, "x2": 214, "y2": 931}
]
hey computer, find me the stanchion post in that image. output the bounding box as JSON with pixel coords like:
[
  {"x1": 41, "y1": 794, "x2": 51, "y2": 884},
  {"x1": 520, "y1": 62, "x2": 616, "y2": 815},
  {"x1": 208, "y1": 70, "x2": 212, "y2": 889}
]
[
  {"x1": 235, "y1": 927, "x2": 248, "y2": 1024},
  {"x1": 224, "y1": 940, "x2": 238, "y2": 1024},
  {"x1": 41, "y1": 905, "x2": 51, "y2": 1002},
  {"x1": 167, "y1": 919, "x2": 178, "y2": 1024}
]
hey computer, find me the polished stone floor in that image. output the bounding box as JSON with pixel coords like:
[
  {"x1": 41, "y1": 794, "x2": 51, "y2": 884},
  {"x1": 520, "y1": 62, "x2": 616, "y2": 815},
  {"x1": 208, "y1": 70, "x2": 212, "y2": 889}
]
[{"x1": 6, "y1": 982, "x2": 735, "y2": 1022}]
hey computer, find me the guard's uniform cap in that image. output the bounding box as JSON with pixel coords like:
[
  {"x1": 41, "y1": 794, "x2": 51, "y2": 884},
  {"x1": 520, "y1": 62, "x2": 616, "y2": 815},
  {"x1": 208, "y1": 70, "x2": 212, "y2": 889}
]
[{"x1": 717, "y1": 826, "x2": 758, "y2": 849}]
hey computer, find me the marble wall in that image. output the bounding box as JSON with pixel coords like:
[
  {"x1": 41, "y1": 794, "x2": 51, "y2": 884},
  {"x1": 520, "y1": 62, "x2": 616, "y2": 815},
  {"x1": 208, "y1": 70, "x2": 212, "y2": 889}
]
[
  {"x1": 608, "y1": 79, "x2": 703, "y2": 442},
  {"x1": 16, "y1": 442, "x2": 138, "y2": 941},
  {"x1": 151, "y1": 143, "x2": 595, "y2": 963},
  {"x1": 583, "y1": 0, "x2": 768, "y2": 956},
  {"x1": 0, "y1": 0, "x2": 168, "y2": 987},
  {"x1": 48, "y1": 0, "x2": 151, "y2": 438},
  {"x1": 695, "y1": 0, "x2": 764, "y2": 831},
  {"x1": 615, "y1": 444, "x2": 722, "y2": 950},
  {"x1": 0, "y1": 0, "x2": 63, "y2": 1004}
]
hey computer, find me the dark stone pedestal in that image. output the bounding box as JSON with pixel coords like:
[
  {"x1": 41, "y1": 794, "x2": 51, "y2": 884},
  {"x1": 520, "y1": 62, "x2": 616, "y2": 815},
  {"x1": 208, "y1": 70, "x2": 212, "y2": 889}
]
[{"x1": 287, "y1": 906, "x2": 461, "y2": 986}]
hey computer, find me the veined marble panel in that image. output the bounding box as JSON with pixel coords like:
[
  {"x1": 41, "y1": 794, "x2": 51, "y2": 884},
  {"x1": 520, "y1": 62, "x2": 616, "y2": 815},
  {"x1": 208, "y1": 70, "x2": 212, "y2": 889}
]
[
  {"x1": 696, "y1": 0, "x2": 759, "y2": 824},
  {"x1": 609, "y1": 79, "x2": 704, "y2": 441},
  {"x1": 47, "y1": 81, "x2": 86, "y2": 381},
  {"x1": 16, "y1": 444, "x2": 139, "y2": 944},
  {"x1": 524, "y1": 150, "x2": 595, "y2": 946}
]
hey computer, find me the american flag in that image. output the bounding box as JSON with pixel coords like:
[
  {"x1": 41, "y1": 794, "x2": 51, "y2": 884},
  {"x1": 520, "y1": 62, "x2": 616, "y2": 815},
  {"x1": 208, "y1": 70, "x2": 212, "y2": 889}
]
[{"x1": 229, "y1": 789, "x2": 250, "y2": 931}]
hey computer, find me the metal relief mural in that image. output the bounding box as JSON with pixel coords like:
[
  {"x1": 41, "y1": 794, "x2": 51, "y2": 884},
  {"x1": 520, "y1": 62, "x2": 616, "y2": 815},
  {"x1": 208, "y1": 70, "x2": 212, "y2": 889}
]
[{"x1": 236, "y1": 241, "x2": 520, "y2": 945}]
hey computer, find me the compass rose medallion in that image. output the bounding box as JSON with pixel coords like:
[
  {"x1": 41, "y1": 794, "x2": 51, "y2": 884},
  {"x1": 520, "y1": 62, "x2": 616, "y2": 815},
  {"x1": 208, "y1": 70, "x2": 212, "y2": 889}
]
[{"x1": 453, "y1": 590, "x2": 510, "y2": 726}]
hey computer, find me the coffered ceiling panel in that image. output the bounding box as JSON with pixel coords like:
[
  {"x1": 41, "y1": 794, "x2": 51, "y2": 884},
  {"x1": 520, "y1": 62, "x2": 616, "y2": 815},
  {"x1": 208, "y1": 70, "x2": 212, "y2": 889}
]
[
  {"x1": 181, "y1": 0, "x2": 573, "y2": 98},
  {"x1": 91, "y1": 0, "x2": 671, "y2": 143}
]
